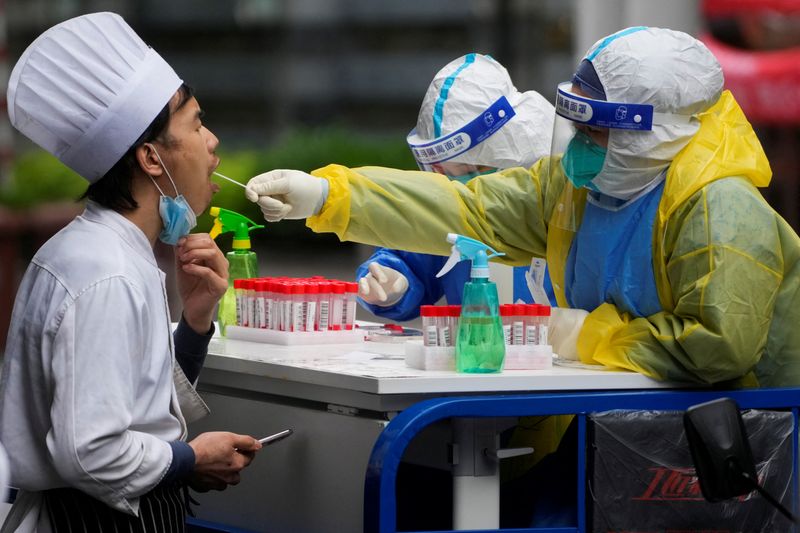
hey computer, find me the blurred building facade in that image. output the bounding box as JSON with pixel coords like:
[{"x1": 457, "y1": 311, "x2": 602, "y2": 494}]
[
  {"x1": 3, "y1": 0, "x2": 575, "y2": 149},
  {"x1": 2, "y1": 0, "x2": 800, "y2": 343},
  {"x1": 0, "y1": 0, "x2": 577, "y2": 340}
]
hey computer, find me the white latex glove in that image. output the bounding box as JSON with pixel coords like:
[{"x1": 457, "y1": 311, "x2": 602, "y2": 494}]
[
  {"x1": 358, "y1": 262, "x2": 409, "y2": 307},
  {"x1": 549, "y1": 307, "x2": 589, "y2": 361},
  {"x1": 245, "y1": 169, "x2": 325, "y2": 222}
]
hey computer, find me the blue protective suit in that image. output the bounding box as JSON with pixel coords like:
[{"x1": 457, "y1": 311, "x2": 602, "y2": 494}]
[
  {"x1": 356, "y1": 250, "x2": 535, "y2": 321},
  {"x1": 355, "y1": 249, "x2": 468, "y2": 321}
]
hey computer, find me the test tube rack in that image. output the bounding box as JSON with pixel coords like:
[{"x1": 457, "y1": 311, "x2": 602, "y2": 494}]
[{"x1": 225, "y1": 325, "x2": 365, "y2": 346}]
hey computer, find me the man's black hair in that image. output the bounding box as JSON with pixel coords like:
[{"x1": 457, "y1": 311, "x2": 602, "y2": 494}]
[{"x1": 81, "y1": 84, "x2": 195, "y2": 212}]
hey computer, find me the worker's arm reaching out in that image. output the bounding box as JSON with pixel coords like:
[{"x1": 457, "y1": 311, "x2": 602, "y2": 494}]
[{"x1": 244, "y1": 162, "x2": 556, "y2": 266}]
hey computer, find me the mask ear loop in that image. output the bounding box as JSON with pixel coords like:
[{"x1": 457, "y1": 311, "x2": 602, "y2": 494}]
[{"x1": 145, "y1": 143, "x2": 180, "y2": 197}]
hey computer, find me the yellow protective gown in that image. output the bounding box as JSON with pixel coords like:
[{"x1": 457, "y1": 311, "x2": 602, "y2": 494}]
[{"x1": 309, "y1": 91, "x2": 800, "y2": 387}]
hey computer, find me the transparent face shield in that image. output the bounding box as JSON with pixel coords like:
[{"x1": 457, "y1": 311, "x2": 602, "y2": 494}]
[
  {"x1": 548, "y1": 81, "x2": 665, "y2": 231},
  {"x1": 429, "y1": 162, "x2": 497, "y2": 184},
  {"x1": 407, "y1": 96, "x2": 515, "y2": 182}
]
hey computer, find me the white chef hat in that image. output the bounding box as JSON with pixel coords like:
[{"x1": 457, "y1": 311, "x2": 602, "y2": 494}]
[{"x1": 6, "y1": 12, "x2": 183, "y2": 183}]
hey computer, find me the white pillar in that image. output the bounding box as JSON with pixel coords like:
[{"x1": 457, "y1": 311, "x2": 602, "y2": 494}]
[
  {"x1": 624, "y1": 0, "x2": 701, "y2": 36},
  {"x1": 572, "y1": 0, "x2": 701, "y2": 64},
  {"x1": 572, "y1": 0, "x2": 625, "y2": 63}
]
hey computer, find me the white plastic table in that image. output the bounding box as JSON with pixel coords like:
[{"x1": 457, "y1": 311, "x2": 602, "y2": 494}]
[{"x1": 188, "y1": 333, "x2": 678, "y2": 532}]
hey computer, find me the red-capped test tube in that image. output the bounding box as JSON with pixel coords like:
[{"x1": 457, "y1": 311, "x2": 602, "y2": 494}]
[
  {"x1": 512, "y1": 303, "x2": 525, "y2": 345},
  {"x1": 233, "y1": 279, "x2": 245, "y2": 326},
  {"x1": 290, "y1": 283, "x2": 305, "y2": 332},
  {"x1": 237, "y1": 279, "x2": 248, "y2": 327},
  {"x1": 318, "y1": 281, "x2": 332, "y2": 331},
  {"x1": 330, "y1": 282, "x2": 346, "y2": 330},
  {"x1": 538, "y1": 305, "x2": 551, "y2": 345},
  {"x1": 434, "y1": 306, "x2": 453, "y2": 347},
  {"x1": 267, "y1": 279, "x2": 277, "y2": 329},
  {"x1": 420, "y1": 305, "x2": 437, "y2": 346},
  {"x1": 264, "y1": 279, "x2": 276, "y2": 330},
  {"x1": 276, "y1": 282, "x2": 290, "y2": 331},
  {"x1": 241, "y1": 279, "x2": 253, "y2": 328},
  {"x1": 344, "y1": 282, "x2": 358, "y2": 329},
  {"x1": 499, "y1": 304, "x2": 513, "y2": 345},
  {"x1": 254, "y1": 280, "x2": 268, "y2": 329},
  {"x1": 524, "y1": 304, "x2": 538, "y2": 345},
  {"x1": 304, "y1": 282, "x2": 319, "y2": 331}
]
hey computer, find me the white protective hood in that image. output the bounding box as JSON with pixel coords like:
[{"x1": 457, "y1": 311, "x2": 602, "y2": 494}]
[
  {"x1": 587, "y1": 27, "x2": 724, "y2": 200},
  {"x1": 414, "y1": 53, "x2": 556, "y2": 170}
]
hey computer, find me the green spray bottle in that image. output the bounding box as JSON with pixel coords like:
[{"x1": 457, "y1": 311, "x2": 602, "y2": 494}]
[
  {"x1": 209, "y1": 206, "x2": 264, "y2": 335},
  {"x1": 436, "y1": 233, "x2": 506, "y2": 373}
]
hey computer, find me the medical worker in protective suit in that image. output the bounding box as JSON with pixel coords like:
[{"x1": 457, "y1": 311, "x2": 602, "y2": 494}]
[
  {"x1": 357, "y1": 53, "x2": 557, "y2": 320},
  {"x1": 246, "y1": 26, "x2": 800, "y2": 389}
]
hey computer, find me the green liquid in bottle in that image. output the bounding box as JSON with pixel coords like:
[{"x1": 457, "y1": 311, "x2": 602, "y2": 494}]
[
  {"x1": 219, "y1": 250, "x2": 258, "y2": 335},
  {"x1": 456, "y1": 279, "x2": 505, "y2": 373},
  {"x1": 456, "y1": 316, "x2": 505, "y2": 373}
]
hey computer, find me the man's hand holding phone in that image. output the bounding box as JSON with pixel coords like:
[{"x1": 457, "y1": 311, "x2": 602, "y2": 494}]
[{"x1": 188, "y1": 431, "x2": 261, "y2": 492}]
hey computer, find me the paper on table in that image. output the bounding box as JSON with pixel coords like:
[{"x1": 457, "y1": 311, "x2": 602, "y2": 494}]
[
  {"x1": 330, "y1": 351, "x2": 396, "y2": 362},
  {"x1": 275, "y1": 351, "x2": 423, "y2": 378},
  {"x1": 552, "y1": 356, "x2": 612, "y2": 371}
]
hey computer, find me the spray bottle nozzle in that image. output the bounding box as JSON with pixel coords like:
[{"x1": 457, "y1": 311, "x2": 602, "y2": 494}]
[
  {"x1": 208, "y1": 206, "x2": 264, "y2": 249},
  {"x1": 436, "y1": 233, "x2": 504, "y2": 279}
]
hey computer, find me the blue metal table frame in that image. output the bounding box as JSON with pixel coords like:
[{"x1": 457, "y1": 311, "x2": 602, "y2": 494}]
[{"x1": 364, "y1": 387, "x2": 800, "y2": 533}]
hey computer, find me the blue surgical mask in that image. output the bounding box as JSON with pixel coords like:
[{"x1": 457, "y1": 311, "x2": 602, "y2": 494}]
[
  {"x1": 561, "y1": 130, "x2": 607, "y2": 189},
  {"x1": 157, "y1": 195, "x2": 197, "y2": 245},
  {"x1": 147, "y1": 145, "x2": 198, "y2": 245}
]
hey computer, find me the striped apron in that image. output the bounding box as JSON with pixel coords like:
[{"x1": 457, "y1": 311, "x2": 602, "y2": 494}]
[{"x1": 43, "y1": 486, "x2": 187, "y2": 533}]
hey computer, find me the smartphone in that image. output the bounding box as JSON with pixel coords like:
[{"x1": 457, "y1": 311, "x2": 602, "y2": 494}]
[{"x1": 258, "y1": 429, "x2": 293, "y2": 446}]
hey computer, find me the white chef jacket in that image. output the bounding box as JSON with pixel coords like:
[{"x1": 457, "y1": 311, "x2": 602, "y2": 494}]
[{"x1": 0, "y1": 201, "x2": 194, "y2": 516}]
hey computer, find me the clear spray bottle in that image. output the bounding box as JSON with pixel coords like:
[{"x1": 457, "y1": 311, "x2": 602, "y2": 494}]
[
  {"x1": 209, "y1": 206, "x2": 264, "y2": 335},
  {"x1": 436, "y1": 233, "x2": 505, "y2": 373}
]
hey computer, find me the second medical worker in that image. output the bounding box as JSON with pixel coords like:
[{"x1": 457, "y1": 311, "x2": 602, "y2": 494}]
[
  {"x1": 356, "y1": 53, "x2": 557, "y2": 320},
  {"x1": 246, "y1": 27, "x2": 800, "y2": 387}
]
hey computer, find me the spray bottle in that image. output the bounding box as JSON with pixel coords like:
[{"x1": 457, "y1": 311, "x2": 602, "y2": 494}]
[
  {"x1": 209, "y1": 206, "x2": 264, "y2": 335},
  {"x1": 436, "y1": 233, "x2": 506, "y2": 373}
]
